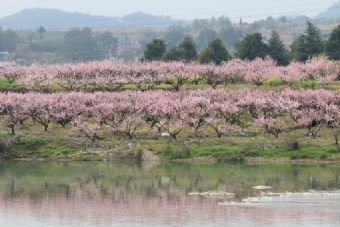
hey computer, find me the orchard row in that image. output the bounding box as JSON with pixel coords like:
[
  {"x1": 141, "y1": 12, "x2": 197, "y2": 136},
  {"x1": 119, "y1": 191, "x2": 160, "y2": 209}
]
[
  {"x1": 0, "y1": 89, "x2": 339, "y2": 143},
  {"x1": 1, "y1": 58, "x2": 340, "y2": 91}
]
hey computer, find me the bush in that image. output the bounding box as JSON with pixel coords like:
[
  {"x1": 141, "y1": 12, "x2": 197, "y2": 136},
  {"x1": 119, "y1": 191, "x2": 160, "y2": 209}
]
[{"x1": 263, "y1": 76, "x2": 285, "y2": 87}]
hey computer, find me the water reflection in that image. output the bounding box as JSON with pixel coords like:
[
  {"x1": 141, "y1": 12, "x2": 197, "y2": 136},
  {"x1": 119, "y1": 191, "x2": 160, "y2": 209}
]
[{"x1": 0, "y1": 161, "x2": 339, "y2": 227}]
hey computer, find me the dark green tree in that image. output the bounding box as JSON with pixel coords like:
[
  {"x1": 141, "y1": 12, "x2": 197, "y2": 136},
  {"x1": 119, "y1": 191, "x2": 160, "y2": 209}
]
[
  {"x1": 235, "y1": 33, "x2": 268, "y2": 60},
  {"x1": 198, "y1": 38, "x2": 230, "y2": 64},
  {"x1": 291, "y1": 21, "x2": 324, "y2": 62},
  {"x1": 176, "y1": 37, "x2": 197, "y2": 62},
  {"x1": 267, "y1": 31, "x2": 290, "y2": 65},
  {"x1": 143, "y1": 38, "x2": 166, "y2": 61},
  {"x1": 326, "y1": 25, "x2": 340, "y2": 60},
  {"x1": 162, "y1": 37, "x2": 197, "y2": 62},
  {"x1": 163, "y1": 47, "x2": 181, "y2": 61}
]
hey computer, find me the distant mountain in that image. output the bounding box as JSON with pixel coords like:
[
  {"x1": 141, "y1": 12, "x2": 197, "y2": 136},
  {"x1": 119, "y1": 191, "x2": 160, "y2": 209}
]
[
  {"x1": 121, "y1": 12, "x2": 174, "y2": 26},
  {"x1": 0, "y1": 8, "x2": 177, "y2": 30},
  {"x1": 316, "y1": 1, "x2": 340, "y2": 20}
]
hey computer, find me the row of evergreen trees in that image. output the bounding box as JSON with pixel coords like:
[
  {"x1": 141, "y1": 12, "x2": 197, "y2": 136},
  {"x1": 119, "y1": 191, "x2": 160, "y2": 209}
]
[{"x1": 143, "y1": 22, "x2": 340, "y2": 65}]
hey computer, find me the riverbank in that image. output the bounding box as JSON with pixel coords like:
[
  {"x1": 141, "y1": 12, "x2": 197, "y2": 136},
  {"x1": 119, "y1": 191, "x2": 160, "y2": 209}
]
[
  {"x1": 1, "y1": 111, "x2": 340, "y2": 164},
  {"x1": 5, "y1": 156, "x2": 340, "y2": 165},
  {"x1": 1, "y1": 124, "x2": 340, "y2": 164}
]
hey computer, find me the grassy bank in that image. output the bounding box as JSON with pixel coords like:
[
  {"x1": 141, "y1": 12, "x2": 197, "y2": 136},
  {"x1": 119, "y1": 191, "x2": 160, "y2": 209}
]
[
  {"x1": 2, "y1": 76, "x2": 340, "y2": 92},
  {"x1": 1, "y1": 119, "x2": 340, "y2": 163}
]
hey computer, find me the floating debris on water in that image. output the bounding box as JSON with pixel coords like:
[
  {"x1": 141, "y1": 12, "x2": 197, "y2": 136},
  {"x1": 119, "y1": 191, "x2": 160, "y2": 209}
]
[
  {"x1": 252, "y1": 186, "x2": 273, "y2": 190},
  {"x1": 189, "y1": 191, "x2": 236, "y2": 199},
  {"x1": 218, "y1": 190, "x2": 340, "y2": 207}
]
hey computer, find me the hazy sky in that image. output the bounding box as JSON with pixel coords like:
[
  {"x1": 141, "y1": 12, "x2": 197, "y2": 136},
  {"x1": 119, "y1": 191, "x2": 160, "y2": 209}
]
[{"x1": 0, "y1": 0, "x2": 337, "y2": 21}]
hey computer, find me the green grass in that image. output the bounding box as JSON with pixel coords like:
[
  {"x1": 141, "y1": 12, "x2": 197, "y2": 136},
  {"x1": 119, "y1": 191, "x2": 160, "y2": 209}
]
[
  {"x1": 292, "y1": 80, "x2": 318, "y2": 89},
  {"x1": 2, "y1": 121, "x2": 340, "y2": 163},
  {"x1": 0, "y1": 77, "x2": 24, "y2": 91},
  {"x1": 190, "y1": 144, "x2": 243, "y2": 157},
  {"x1": 4, "y1": 76, "x2": 340, "y2": 92},
  {"x1": 263, "y1": 76, "x2": 286, "y2": 87}
]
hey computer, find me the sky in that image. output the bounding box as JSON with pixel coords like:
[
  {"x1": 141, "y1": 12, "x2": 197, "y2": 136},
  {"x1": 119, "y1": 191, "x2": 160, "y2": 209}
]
[{"x1": 0, "y1": 0, "x2": 337, "y2": 21}]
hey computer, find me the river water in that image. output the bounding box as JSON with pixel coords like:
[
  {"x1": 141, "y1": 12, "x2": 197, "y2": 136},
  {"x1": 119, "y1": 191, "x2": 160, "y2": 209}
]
[{"x1": 0, "y1": 161, "x2": 339, "y2": 227}]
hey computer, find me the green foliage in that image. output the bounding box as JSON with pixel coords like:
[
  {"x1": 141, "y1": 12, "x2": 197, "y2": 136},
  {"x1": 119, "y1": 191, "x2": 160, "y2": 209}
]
[
  {"x1": 235, "y1": 33, "x2": 268, "y2": 60},
  {"x1": 163, "y1": 47, "x2": 181, "y2": 61},
  {"x1": 198, "y1": 38, "x2": 230, "y2": 64},
  {"x1": 267, "y1": 31, "x2": 290, "y2": 66},
  {"x1": 291, "y1": 21, "x2": 324, "y2": 62},
  {"x1": 163, "y1": 37, "x2": 197, "y2": 62},
  {"x1": 176, "y1": 37, "x2": 197, "y2": 62},
  {"x1": 263, "y1": 76, "x2": 285, "y2": 87},
  {"x1": 0, "y1": 77, "x2": 24, "y2": 91},
  {"x1": 326, "y1": 25, "x2": 340, "y2": 60},
  {"x1": 293, "y1": 80, "x2": 318, "y2": 89},
  {"x1": 143, "y1": 38, "x2": 166, "y2": 61},
  {"x1": 190, "y1": 144, "x2": 243, "y2": 157},
  {"x1": 160, "y1": 145, "x2": 191, "y2": 160},
  {"x1": 184, "y1": 76, "x2": 205, "y2": 85}
]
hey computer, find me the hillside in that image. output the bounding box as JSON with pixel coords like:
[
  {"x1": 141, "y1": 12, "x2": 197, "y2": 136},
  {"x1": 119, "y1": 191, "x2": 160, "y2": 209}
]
[
  {"x1": 0, "y1": 8, "x2": 176, "y2": 30},
  {"x1": 317, "y1": 1, "x2": 340, "y2": 20}
]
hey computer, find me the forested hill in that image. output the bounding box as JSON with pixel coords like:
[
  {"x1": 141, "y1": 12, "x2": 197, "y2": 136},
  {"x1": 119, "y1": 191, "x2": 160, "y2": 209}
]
[{"x1": 0, "y1": 8, "x2": 176, "y2": 30}]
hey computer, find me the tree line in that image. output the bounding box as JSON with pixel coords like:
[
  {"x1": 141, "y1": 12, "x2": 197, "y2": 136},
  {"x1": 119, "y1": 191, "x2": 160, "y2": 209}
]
[
  {"x1": 143, "y1": 21, "x2": 340, "y2": 65},
  {"x1": 0, "y1": 26, "x2": 119, "y2": 63},
  {"x1": 1, "y1": 20, "x2": 340, "y2": 64}
]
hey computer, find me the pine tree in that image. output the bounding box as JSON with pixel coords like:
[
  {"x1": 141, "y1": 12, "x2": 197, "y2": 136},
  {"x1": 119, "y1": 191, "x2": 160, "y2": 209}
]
[
  {"x1": 177, "y1": 37, "x2": 197, "y2": 62},
  {"x1": 291, "y1": 21, "x2": 324, "y2": 62},
  {"x1": 163, "y1": 47, "x2": 181, "y2": 61},
  {"x1": 143, "y1": 39, "x2": 166, "y2": 61},
  {"x1": 198, "y1": 38, "x2": 230, "y2": 64},
  {"x1": 235, "y1": 33, "x2": 268, "y2": 60},
  {"x1": 268, "y1": 31, "x2": 290, "y2": 65},
  {"x1": 326, "y1": 25, "x2": 340, "y2": 60}
]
